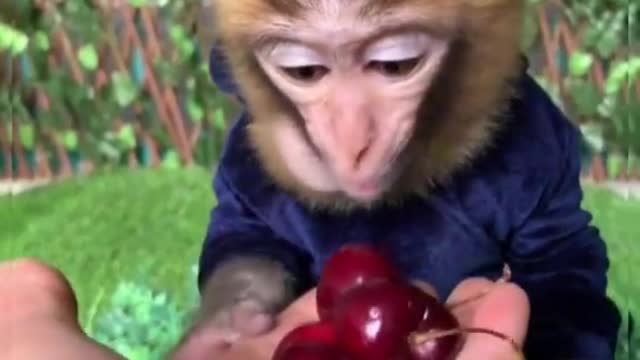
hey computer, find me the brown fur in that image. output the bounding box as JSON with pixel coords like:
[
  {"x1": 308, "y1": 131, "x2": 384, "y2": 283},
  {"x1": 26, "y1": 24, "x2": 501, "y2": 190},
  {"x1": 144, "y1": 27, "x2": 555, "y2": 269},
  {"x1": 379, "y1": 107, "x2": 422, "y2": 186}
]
[{"x1": 210, "y1": 0, "x2": 526, "y2": 212}]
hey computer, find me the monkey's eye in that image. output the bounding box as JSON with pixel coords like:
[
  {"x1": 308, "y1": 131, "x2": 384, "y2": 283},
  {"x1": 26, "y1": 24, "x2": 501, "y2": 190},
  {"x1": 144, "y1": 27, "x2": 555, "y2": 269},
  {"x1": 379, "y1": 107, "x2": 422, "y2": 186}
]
[
  {"x1": 367, "y1": 58, "x2": 421, "y2": 78},
  {"x1": 280, "y1": 65, "x2": 329, "y2": 83}
]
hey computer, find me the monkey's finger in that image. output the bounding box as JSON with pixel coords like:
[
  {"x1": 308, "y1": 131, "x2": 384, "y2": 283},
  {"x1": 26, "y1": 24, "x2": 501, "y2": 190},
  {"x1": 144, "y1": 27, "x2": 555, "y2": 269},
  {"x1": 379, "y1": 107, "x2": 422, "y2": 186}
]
[
  {"x1": 230, "y1": 299, "x2": 276, "y2": 336},
  {"x1": 170, "y1": 327, "x2": 238, "y2": 360}
]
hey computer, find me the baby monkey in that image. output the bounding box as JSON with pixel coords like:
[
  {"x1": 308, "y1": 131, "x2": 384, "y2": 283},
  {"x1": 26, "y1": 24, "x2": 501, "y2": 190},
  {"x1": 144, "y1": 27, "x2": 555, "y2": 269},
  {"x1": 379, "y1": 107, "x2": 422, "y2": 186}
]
[
  {"x1": 193, "y1": 0, "x2": 487, "y2": 340},
  {"x1": 174, "y1": 0, "x2": 621, "y2": 359}
]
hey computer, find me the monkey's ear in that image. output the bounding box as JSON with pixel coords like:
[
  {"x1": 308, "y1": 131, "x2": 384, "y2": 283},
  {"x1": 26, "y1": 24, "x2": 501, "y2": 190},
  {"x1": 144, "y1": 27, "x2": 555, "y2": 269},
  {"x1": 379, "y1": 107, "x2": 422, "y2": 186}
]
[{"x1": 209, "y1": 45, "x2": 242, "y2": 99}]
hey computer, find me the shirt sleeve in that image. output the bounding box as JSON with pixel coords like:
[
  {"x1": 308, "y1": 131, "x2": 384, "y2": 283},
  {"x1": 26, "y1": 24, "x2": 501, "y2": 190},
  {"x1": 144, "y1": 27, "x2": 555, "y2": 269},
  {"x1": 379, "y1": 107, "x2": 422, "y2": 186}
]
[
  {"x1": 508, "y1": 121, "x2": 622, "y2": 358},
  {"x1": 197, "y1": 166, "x2": 314, "y2": 297}
]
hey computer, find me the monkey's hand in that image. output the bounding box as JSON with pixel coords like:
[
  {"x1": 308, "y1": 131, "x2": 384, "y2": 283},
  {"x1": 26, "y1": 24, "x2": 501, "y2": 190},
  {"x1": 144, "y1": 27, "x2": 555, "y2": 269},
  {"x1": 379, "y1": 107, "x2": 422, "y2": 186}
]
[{"x1": 170, "y1": 257, "x2": 297, "y2": 360}]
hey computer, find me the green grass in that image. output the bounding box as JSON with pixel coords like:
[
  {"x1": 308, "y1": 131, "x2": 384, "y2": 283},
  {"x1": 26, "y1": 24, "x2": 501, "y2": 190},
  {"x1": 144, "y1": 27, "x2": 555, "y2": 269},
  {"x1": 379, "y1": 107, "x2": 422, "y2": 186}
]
[
  {"x1": 0, "y1": 167, "x2": 216, "y2": 329},
  {"x1": 0, "y1": 170, "x2": 638, "y2": 351},
  {"x1": 582, "y1": 185, "x2": 639, "y2": 346}
]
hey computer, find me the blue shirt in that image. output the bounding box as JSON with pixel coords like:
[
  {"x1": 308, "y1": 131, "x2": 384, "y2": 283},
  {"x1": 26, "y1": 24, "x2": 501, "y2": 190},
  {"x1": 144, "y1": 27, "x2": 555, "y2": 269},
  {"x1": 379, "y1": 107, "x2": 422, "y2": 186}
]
[{"x1": 199, "y1": 47, "x2": 621, "y2": 359}]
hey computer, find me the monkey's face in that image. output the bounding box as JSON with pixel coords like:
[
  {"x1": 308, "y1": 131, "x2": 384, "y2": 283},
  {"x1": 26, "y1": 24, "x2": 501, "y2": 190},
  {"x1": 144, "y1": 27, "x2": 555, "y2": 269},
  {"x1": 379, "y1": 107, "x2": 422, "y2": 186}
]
[
  {"x1": 251, "y1": 5, "x2": 451, "y2": 202},
  {"x1": 213, "y1": 0, "x2": 525, "y2": 209}
]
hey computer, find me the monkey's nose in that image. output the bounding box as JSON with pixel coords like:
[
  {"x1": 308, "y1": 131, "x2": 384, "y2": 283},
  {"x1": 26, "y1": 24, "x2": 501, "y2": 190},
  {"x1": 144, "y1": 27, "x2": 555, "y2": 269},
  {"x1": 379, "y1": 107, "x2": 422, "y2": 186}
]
[{"x1": 335, "y1": 119, "x2": 374, "y2": 172}]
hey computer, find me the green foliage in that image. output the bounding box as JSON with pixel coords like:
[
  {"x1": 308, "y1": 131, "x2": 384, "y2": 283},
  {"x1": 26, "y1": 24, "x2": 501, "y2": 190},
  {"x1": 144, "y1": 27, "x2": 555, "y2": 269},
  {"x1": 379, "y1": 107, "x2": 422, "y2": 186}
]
[
  {"x1": 111, "y1": 72, "x2": 140, "y2": 109},
  {"x1": 88, "y1": 265, "x2": 199, "y2": 360},
  {"x1": 2, "y1": 0, "x2": 237, "y2": 175},
  {"x1": 523, "y1": 0, "x2": 640, "y2": 178},
  {"x1": 2, "y1": 0, "x2": 635, "y2": 181},
  {"x1": 77, "y1": 44, "x2": 99, "y2": 71},
  {"x1": 0, "y1": 22, "x2": 30, "y2": 55}
]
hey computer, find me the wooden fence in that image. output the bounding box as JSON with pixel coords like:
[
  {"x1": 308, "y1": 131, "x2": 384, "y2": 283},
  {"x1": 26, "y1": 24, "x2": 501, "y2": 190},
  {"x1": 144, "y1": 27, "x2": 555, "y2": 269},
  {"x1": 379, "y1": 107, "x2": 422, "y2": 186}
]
[{"x1": 1, "y1": 0, "x2": 637, "y2": 182}]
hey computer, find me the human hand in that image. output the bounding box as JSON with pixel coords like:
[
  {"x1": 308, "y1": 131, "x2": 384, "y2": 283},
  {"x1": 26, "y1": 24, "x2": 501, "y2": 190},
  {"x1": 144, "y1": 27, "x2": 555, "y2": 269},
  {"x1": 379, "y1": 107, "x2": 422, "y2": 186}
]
[
  {"x1": 171, "y1": 277, "x2": 529, "y2": 360},
  {"x1": 435, "y1": 276, "x2": 530, "y2": 360}
]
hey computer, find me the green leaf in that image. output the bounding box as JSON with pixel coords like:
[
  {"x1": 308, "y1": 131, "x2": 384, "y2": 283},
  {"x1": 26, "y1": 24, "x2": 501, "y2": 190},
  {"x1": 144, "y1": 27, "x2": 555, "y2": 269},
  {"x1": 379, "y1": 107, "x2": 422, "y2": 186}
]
[
  {"x1": 161, "y1": 150, "x2": 181, "y2": 169},
  {"x1": 186, "y1": 97, "x2": 204, "y2": 123},
  {"x1": 10, "y1": 32, "x2": 29, "y2": 55},
  {"x1": 0, "y1": 23, "x2": 16, "y2": 50},
  {"x1": 34, "y1": 31, "x2": 50, "y2": 51},
  {"x1": 169, "y1": 25, "x2": 186, "y2": 44},
  {"x1": 0, "y1": 22, "x2": 30, "y2": 55},
  {"x1": 63, "y1": 130, "x2": 79, "y2": 150},
  {"x1": 178, "y1": 39, "x2": 195, "y2": 59},
  {"x1": 111, "y1": 72, "x2": 140, "y2": 108},
  {"x1": 19, "y1": 124, "x2": 35, "y2": 150},
  {"x1": 77, "y1": 44, "x2": 99, "y2": 71},
  {"x1": 117, "y1": 124, "x2": 137, "y2": 151},
  {"x1": 625, "y1": 58, "x2": 640, "y2": 86},
  {"x1": 129, "y1": 0, "x2": 148, "y2": 7},
  {"x1": 569, "y1": 52, "x2": 594, "y2": 78},
  {"x1": 606, "y1": 62, "x2": 629, "y2": 95},
  {"x1": 213, "y1": 108, "x2": 226, "y2": 130}
]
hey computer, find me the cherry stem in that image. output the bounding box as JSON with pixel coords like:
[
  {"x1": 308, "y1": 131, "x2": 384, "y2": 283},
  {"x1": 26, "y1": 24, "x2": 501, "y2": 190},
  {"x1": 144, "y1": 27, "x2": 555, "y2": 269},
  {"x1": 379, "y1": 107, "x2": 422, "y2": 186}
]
[
  {"x1": 408, "y1": 327, "x2": 525, "y2": 360},
  {"x1": 447, "y1": 263, "x2": 512, "y2": 310}
]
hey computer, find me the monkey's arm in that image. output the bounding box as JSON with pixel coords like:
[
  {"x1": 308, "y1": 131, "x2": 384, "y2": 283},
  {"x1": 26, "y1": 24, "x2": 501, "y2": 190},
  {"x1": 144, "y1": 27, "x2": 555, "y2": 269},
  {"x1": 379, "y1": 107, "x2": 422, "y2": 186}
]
[
  {"x1": 507, "y1": 121, "x2": 621, "y2": 359},
  {"x1": 195, "y1": 167, "x2": 313, "y2": 332}
]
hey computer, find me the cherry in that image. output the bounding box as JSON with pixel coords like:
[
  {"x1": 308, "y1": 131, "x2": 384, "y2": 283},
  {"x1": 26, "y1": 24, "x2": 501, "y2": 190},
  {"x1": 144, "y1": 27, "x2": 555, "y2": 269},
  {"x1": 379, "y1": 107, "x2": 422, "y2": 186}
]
[
  {"x1": 273, "y1": 344, "x2": 348, "y2": 360},
  {"x1": 271, "y1": 321, "x2": 341, "y2": 360},
  {"x1": 316, "y1": 244, "x2": 402, "y2": 321},
  {"x1": 331, "y1": 280, "x2": 430, "y2": 360},
  {"x1": 406, "y1": 292, "x2": 463, "y2": 360}
]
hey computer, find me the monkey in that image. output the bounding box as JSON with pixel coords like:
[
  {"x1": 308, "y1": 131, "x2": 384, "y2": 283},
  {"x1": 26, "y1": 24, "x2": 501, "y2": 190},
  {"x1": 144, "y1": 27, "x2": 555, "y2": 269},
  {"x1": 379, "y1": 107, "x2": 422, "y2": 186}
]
[{"x1": 177, "y1": 0, "x2": 622, "y2": 359}]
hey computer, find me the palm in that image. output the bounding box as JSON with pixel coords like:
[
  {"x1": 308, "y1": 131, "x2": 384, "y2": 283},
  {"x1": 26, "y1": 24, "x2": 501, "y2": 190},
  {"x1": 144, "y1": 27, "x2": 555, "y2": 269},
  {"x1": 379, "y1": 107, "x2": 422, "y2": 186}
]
[{"x1": 199, "y1": 279, "x2": 530, "y2": 360}]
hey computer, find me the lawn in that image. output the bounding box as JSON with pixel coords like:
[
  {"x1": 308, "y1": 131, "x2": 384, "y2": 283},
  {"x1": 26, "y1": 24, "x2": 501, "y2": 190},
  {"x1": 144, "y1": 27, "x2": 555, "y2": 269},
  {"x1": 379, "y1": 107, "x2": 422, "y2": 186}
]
[
  {"x1": 1, "y1": 169, "x2": 638, "y2": 357},
  {"x1": 0, "y1": 166, "x2": 216, "y2": 329}
]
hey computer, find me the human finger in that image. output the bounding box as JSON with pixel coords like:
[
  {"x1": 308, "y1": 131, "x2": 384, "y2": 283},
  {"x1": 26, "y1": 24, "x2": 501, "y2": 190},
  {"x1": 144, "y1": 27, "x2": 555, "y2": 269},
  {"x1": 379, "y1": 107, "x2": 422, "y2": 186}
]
[
  {"x1": 454, "y1": 282, "x2": 530, "y2": 360},
  {"x1": 445, "y1": 277, "x2": 494, "y2": 323}
]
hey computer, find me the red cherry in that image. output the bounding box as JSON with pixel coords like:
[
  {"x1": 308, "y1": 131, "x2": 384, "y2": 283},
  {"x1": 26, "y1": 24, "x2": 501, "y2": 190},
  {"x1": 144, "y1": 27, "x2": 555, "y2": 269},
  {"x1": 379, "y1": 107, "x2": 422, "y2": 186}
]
[
  {"x1": 407, "y1": 295, "x2": 463, "y2": 360},
  {"x1": 272, "y1": 344, "x2": 348, "y2": 360},
  {"x1": 272, "y1": 321, "x2": 340, "y2": 360},
  {"x1": 317, "y1": 244, "x2": 402, "y2": 321},
  {"x1": 331, "y1": 280, "x2": 430, "y2": 360}
]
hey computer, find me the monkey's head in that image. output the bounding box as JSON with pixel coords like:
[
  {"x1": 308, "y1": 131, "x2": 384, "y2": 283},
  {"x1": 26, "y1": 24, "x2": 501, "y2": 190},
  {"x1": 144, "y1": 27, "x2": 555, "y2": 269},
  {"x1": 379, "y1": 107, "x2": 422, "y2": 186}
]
[{"x1": 210, "y1": 0, "x2": 525, "y2": 211}]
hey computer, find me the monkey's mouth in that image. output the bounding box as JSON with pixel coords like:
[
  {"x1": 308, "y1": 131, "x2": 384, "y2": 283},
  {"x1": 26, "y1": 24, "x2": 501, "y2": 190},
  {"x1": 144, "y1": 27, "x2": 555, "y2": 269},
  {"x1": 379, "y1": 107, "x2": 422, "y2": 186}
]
[
  {"x1": 339, "y1": 176, "x2": 391, "y2": 202},
  {"x1": 331, "y1": 157, "x2": 400, "y2": 203},
  {"x1": 339, "y1": 178, "x2": 383, "y2": 201}
]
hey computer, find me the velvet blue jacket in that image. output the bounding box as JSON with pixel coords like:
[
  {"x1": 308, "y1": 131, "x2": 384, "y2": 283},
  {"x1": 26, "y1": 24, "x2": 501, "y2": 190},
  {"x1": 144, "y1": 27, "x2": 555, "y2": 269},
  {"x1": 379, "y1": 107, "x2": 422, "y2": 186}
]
[{"x1": 199, "y1": 48, "x2": 621, "y2": 359}]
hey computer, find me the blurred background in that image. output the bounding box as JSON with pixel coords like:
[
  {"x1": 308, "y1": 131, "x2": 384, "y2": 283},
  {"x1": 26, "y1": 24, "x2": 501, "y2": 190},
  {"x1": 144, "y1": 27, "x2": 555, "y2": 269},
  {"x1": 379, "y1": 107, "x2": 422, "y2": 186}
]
[{"x1": 0, "y1": 0, "x2": 637, "y2": 359}]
